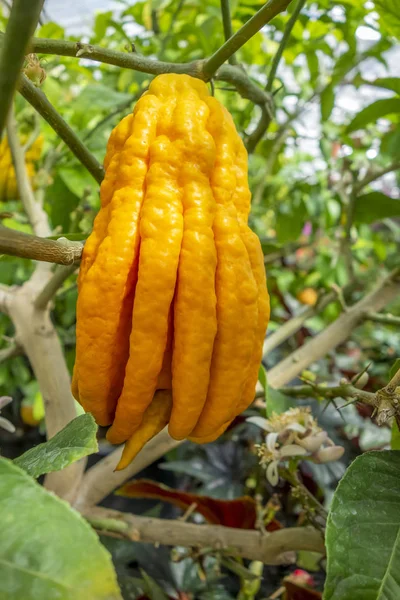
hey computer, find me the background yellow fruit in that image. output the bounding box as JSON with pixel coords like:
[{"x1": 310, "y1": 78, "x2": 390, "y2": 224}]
[{"x1": 297, "y1": 288, "x2": 318, "y2": 306}]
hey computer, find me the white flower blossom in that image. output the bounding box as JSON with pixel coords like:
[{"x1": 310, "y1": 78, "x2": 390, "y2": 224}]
[
  {"x1": 0, "y1": 396, "x2": 16, "y2": 433},
  {"x1": 249, "y1": 406, "x2": 344, "y2": 486}
]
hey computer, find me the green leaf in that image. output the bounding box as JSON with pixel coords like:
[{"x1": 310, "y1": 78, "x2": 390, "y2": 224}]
[
  {"x1": 369, "y1": 77, "x2": 400, "y2": 95},
  {"x1": 266, "y1": 388, "x2": 294, "y2": 417},
  {"x1": 258, "y1": 365, "x2": 267, "y2": 390},
  {"x1": 325, "y1": 451, "x2": 400, "y2": 600},
  {"x1": 47, "y1": 175, "x2": 80, "y2": 233},
  {"x1": 374, "y1": 0, "x2": 400, "y2": 38},
  {"x1": 389, "y1": 359, "x2": 400, "y2": 380},
  {"x1": 75, "y1": 85, "x2": 133, "y2": 114},
  {"x1": 381, "y1": 129, "x2": 400, "y2": 159},
  {"x1": 220, "y1": 556, "x2": 259, "y2": 581},
  {"x1": 275, "y1": 201, "x2": 306, "y2": 243},
  {"x1": 390, "y1": 359, "x2": 400, "y2": 380},
  {"x1": 391, "y1": 421, "x2": 400, "y2": 450},
  {"x1": 14, "y1": 414, "x2": 98, "y2": 478},
  {"x1": 0, "y1": 458, "x2": 121, "y2": 600},
  {"x1": 37, "y1": 22, "x2": 65, "y2": 39},
  {"x1": 354, "y1": 192, "x2": 400, "y2": 224},
  {"x1": 321, "y1": 84, "x2": 335, "y2": 121},
  {"x1": 140, "y1": 569, "x2": 170, "y2": 600},
  {"x1": 346, "y1": 98, "x2": 400, "y2": 132},
  {"x1": 59, "y1": 166, "x2": 97, "y2": 199}
]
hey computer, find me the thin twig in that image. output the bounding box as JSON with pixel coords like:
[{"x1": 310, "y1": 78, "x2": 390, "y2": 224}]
[
  {"x1": 354, "y1": 161, "x2": 400, "y2": 195},
  {"x1": 6, "y1": 107, "x2": 50, "y2": 237},
  {"x1": 81, "y1": 506, "x2": 325, "y2": 565},
  {"x1": 386, "y1": 364, "x2": 400, "y2": 394},
  {"x1": 364, "y1": 311, "x2": 400, "y2": 326},
  {"x1": 280, "y1": 468, "x2": 327, "y2": 523},
  {"x1": 246, "y1": 105, "x2": 273, "y2": 154},
  {"x1": 265, "y1": 0, "x2": 306, "y2": 92},
  {"x1": 338, "y1": 184, "x2": 356, "y2": 282},
  {"x1": 83, "y1": 95, "x2": 137, "y2": 142},
  {"x1": 0, "y1": 0, "x2": 44, "y2": 137},
  {"x1": 220, "y1": 0, "x2": 238, "y2": 65},
  {"x1": 18, "y1": 75, "x2": 104, "y2": 184},
  {"x1": 1, "y1": 33, "x2": 270, "y2": 107},
  {"x1": 204, "y1": 0, "x2": 293, "y2": 79},
  {"x1": 274, "y1": 382, "x2": 376, "y2": 407},
  {"x1": 0, "y1": 225, "x2": 83, "y2": 265},
  {"x1": 34, "y1": 264, "x2": 78, "y2": 310}
]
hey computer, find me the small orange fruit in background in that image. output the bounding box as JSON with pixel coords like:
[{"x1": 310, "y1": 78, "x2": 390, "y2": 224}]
[
  {"x1": 297, "y1": 288, "x2": 318, "y2": 306},
  {"x1": 20, "y1": 392, "x2": 45, "y2": 427}
]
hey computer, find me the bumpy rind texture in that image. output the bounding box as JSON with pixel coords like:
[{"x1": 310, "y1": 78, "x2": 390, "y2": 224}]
[{"x1": 72, "y1": 74, "x2": 270, "y2": 467}]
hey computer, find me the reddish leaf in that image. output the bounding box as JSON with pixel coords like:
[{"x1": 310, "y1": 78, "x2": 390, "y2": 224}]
[
  {"x1": 284, "y1": 581, "x2": 322, "y2": 600},
  {"x1": 117, "y1": 479, "x2": 262, "y2": 529}
]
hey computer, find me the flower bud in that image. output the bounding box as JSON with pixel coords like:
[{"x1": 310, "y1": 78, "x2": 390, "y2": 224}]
[{"x1": 313, "y1": 445, "x2": 344, "y2": 463}]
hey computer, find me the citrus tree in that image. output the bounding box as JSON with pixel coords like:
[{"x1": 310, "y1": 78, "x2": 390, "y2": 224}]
[{"x1": 0, "y1": 0, "x2": 400, "y2": 598}]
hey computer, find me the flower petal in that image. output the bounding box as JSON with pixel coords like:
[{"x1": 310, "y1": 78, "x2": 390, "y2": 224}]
[
  {"x1": 247, "y1": 416, "x2": 273, "y2": 432},
  {"x1": 313, "y1": 445, "x2": 345, "y2": 463},
  {"x1": 266, "y1": 432, "x2": 279, "y2": 453},
  {"x1": 266, "y1": 460, "x2": 279, "y2": 486},
  {"x1": 286, "y1": 423, "x2": 307, "y2": 434},
  {"x1": 296, "y1": 431, "x2": 327, "y2": 452},
  {"x1": 280, "y1": 444, "x2": 308, "y2": 458},
  {"x1": 0, "y1": 416, "x2": 16, "y2": 433},
  {"x1": 0, "y1": 396, "x2": 13, "y2": 410}
]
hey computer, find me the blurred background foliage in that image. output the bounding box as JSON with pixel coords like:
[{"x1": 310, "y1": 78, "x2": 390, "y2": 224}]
[{"x1": 0, "y1": 0, "x2": 399, "y2": 597}]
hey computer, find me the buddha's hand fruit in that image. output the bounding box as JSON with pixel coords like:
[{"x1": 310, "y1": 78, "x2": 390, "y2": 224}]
[
  {"x1": 72, "y1": 74, "x2": 270, "y2": 470},
  {"x1": 0, "y1": 133, "x2": 43, "y2": 201}
]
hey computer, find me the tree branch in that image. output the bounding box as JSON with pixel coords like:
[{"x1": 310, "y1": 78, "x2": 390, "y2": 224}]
[
  {"x1": 354, "y1": 161, "x2": 400, "y2": 195},
  {"x1": 34, "y1": 264, "x2": 77, "y2": 310},
  {"x1": 267, "y1": 269, "x2": 400, "y2": 388},
  {"x1": 0, "y1": 225, "x2": 83, "y2": 265},
  {"x1": 6, "y1": 276, "x2": 83, "y2": 500},
  {"x1": 82, "y1": 506, "x2": 325, "y2": 565},
  {"x1": 74, "y1": 428, "x2": 181, "y2": 509},
  {"x1": 18, "y1": 75, "x2": 104, "y2": 184},
  {"x1": 214, "y1": 64, "x2": 270, "y2": 104},
  {"x1": 21, "y1": 34, "x2": 270, "y2": 106},
  {"x1": 246, "y1": 105, "x2": 273, "y2": 154},
  {"x1": 220, "y1": 0, "x2": 238, "y2": 65},
  {"x1": 275, "y1": 382, "x2": 376, "y2": 407},
  {"x1": 0, "y1": 0, "x2": 44, "y2": 137},
  {"x1": 364, "y1": 311, "x2": 400, "y2": 326},
  {"x1": 5, "y1": 16, "x2": 286, "y2": 104},
  {"x1": 263, "y1": 284, "x2": 355, "y2": 356},
  {"x1": 386, "y1": 364, "x2": 400, "y2": 394},
  {"x1": 6, "y1": 108, "x2": 50, "y2": 237},
  {"x1": 265, "y1": 0, "x2": 306, "y2": 92},
  {"x1": 338, "y1": 184, "x2": 356, "y2": 282},
  {"x1": 203, "y1": 0, "x2": 293, "y2": 79}
]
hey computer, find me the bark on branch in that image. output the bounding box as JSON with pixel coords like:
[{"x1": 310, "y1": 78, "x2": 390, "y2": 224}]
[
  {"x1": 82, "y1": 506, "x2": 325, "y2": 565},
  {"x1": 0, "y1": 226, "x2": 83, "y2": 265}
]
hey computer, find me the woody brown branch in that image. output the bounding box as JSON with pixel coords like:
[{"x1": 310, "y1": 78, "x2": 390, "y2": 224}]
[{"x1": 82, "y1": 506, "x2": 325, "y2": 565}]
